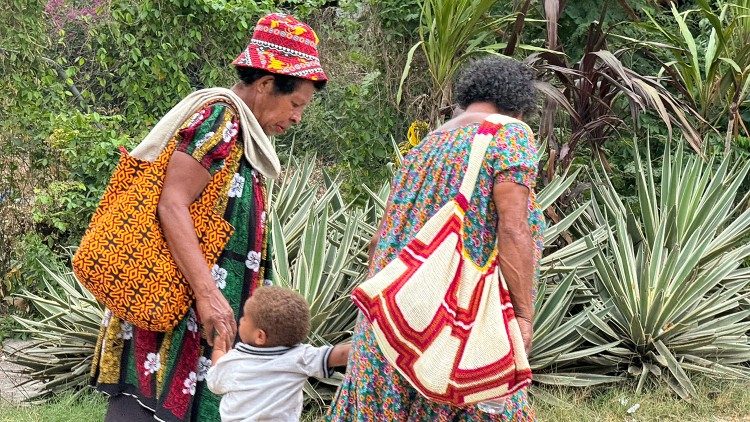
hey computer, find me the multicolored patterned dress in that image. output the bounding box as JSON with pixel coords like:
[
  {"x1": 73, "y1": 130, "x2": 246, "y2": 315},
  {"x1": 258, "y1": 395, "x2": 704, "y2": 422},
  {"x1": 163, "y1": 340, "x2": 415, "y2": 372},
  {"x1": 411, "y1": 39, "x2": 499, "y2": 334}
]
[
  {"x1": 327, "y1": 121, "x2": 544, "y2": 421},
  {"x1": 90, "y1": 101, "x2": 273, "y2": 422}
]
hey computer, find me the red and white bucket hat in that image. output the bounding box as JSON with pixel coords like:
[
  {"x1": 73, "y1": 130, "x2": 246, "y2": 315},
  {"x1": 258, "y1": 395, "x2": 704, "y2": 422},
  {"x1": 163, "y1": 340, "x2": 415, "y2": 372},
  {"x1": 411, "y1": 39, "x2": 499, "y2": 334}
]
[{"x1": 232, "y1": 13, "x2": 328, "y2": 82}]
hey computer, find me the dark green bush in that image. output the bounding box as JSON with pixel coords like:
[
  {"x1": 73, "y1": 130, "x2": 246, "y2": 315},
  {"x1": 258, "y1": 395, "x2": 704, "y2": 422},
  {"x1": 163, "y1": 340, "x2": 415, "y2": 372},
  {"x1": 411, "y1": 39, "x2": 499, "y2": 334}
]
[{"x1": 32, "y1": 112, "x2": 133, "y2": 247}]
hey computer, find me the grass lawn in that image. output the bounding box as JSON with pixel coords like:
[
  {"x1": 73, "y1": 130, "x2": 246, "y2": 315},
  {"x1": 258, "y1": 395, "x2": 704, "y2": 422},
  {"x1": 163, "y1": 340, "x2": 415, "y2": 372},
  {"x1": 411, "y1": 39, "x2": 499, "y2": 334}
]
[
  {"x1": 1, "y1": 379, "x2": 749, "y2": 421},
  {"x1": 0, "y1": 392, "x2": 107, "y2": 422},
  {"x1": 532, "y1": 378, "x2": 750, "y2": 421}
]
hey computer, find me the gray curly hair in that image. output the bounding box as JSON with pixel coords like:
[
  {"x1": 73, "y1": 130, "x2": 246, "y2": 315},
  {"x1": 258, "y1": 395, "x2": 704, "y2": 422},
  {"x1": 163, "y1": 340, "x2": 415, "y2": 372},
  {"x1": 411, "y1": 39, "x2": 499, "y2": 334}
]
[{"x1": 454, "y1": 56, "x2": 538, "y2": 116}]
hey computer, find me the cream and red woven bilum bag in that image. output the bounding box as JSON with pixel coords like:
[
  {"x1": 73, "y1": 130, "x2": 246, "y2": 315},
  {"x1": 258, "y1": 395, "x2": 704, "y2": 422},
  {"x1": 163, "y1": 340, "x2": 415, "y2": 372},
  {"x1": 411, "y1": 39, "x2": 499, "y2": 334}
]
[{"x1": 352, "y1": 114, "x2": 532, "y2": 406}]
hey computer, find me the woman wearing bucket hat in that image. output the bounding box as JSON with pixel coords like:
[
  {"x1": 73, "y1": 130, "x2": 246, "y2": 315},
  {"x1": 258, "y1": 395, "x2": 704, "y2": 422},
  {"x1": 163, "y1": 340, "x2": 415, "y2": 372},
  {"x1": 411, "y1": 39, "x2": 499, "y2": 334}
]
[{"x1": 88, "y1": 13, "x2": 327, "y2": 422}]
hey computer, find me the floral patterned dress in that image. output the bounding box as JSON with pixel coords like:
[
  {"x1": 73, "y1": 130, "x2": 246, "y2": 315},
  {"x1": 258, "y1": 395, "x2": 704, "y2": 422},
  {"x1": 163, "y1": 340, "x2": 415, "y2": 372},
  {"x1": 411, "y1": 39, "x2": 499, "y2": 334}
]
[
  {"x1": 90, "y1": 102, "x2": 273, "y2": 422},
  {"x1": 327, "y1": 121, "x2": 544, "y2": 421}
]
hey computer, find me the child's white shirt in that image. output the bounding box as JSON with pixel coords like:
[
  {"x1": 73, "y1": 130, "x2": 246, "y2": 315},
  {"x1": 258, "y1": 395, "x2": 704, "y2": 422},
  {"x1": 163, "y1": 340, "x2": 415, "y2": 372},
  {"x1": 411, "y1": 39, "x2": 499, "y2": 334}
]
[{"x1": 205, "y1": 343, "x2": 333, "y2": 422}]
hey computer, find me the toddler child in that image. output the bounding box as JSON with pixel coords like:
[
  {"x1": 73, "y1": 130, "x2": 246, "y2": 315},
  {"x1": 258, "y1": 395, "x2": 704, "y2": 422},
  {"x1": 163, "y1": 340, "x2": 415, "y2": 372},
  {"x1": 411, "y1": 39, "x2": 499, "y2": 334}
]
[{"x1": 206, "y1": 286, "x2": 351, "y2": 421}]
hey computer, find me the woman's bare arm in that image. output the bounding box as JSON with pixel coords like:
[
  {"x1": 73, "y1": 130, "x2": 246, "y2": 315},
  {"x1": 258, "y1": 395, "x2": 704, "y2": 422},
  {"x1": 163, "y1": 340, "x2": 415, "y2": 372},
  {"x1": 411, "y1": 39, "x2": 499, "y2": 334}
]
[
  {"x1": 493, "y1": 181, "x2": 535, "y2": 353},
  {"x1": 327, "y1": 342, "x2": 352, "y2": 368},
  {"x1": 158, "y1": 151, "x2": 237, "y2": 348}
]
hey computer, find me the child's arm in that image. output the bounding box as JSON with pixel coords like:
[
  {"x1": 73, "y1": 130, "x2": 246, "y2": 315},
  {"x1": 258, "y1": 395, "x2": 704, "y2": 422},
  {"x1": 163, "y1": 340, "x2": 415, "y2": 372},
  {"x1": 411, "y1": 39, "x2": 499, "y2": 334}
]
[
  {"x1": 206, "y1": 337, "x2": 234, "y2": 395},
  {"x1": 211, "y1": 333, "x2": 231, "y2": 364},
  {"x1": 299, "y1": 342, "x2": 352, "y2": 378},
  {"x1": 327, "y1": 342, "x2": 351, "y2": 368}
]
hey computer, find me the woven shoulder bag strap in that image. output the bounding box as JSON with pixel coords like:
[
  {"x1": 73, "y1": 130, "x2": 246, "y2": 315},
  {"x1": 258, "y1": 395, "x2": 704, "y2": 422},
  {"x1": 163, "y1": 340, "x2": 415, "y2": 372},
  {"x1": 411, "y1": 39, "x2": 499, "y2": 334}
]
[{"x1": 457, "y1": 114, "x2": 528, "y2": 202}]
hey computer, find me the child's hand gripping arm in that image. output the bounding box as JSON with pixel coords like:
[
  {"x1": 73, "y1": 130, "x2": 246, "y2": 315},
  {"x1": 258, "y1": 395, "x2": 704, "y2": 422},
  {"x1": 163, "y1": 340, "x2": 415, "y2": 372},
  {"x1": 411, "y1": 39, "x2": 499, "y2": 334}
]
[
  {"x1": 206, "y1": 335, "x2": 233, "y2": 395},
  {"x1": 211, "y1": 333, "x2": 231, "y2": 364},
  {"x1": 327, "y1": 342, "x2": 352, "y2": 368}
]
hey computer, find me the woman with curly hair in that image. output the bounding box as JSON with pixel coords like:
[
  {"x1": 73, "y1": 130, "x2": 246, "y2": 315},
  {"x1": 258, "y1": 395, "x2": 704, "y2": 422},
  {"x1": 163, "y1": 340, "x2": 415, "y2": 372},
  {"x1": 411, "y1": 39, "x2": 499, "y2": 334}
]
[{"x1": 327, "y1": 56, "x2": 543, "y2": 421}]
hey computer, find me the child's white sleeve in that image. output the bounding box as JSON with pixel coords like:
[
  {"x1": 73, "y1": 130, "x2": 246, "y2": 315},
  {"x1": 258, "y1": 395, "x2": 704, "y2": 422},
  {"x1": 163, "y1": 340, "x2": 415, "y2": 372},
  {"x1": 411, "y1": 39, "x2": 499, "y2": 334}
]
[
  {"x1": 205, "y1": 350, "x2": 239, "y2": 395},
  {"x1": 296, "y1": 344, "x2": 335, "y2": 379}
]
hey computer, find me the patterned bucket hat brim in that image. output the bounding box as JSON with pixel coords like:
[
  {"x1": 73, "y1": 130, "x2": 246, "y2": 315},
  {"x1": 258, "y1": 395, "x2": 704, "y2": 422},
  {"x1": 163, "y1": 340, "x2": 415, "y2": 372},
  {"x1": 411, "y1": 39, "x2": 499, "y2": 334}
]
[{"x1": 232, "y1": 13, "x2": 328, "y2": 82}]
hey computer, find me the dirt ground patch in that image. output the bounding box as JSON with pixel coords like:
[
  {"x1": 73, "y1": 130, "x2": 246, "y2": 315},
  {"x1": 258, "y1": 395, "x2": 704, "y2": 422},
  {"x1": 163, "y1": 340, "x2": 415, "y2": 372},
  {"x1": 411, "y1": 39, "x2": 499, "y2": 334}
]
[{"x1": 0, "y1": 339, "x2": 41, "y2": 404}]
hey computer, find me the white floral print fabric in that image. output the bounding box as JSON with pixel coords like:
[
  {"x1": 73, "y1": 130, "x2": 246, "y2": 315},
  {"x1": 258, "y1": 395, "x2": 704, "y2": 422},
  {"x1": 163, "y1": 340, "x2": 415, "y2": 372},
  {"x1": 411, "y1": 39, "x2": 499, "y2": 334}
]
[
  {"x1": 143, "y1": 352, "x2": 161, "y2": 376},
  {"x1": 211, "y1": 264, "x2": 228, "y2": 290},
  {"x1": 228, "y1": 173, "x2": 245, "y2": 198},
  {"x1": 245, "y1": 250, "x2": 261, "y2": 272}
]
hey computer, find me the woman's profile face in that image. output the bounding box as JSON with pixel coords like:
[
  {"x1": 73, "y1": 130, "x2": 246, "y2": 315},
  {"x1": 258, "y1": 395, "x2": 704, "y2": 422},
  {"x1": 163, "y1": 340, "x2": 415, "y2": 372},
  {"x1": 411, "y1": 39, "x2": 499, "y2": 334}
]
[{"x1": 253, "y1": 79, "x2": 316, "y2": 136}]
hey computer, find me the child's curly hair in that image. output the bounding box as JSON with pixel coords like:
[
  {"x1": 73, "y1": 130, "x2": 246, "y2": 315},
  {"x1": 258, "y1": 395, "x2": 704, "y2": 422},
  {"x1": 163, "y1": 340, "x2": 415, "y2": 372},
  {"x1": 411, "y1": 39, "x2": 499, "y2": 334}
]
[{"x1": 245, "y1": 286, "x2": 310, "y2": 347}]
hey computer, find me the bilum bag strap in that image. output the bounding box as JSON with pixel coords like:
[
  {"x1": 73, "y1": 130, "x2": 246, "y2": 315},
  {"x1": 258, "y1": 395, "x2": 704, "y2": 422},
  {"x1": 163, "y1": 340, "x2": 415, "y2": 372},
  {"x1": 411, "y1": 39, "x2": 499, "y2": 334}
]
[{"x1": 457, "y1": 114, "x2": 528, "y2": 202}]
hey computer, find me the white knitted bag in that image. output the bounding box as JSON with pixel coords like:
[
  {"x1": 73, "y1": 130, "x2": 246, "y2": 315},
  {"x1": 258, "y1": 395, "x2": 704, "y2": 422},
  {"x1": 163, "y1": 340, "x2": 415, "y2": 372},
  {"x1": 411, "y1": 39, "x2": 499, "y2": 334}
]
[{"x1": 352, "y1": 114, "x2": 532, "y2": 406}]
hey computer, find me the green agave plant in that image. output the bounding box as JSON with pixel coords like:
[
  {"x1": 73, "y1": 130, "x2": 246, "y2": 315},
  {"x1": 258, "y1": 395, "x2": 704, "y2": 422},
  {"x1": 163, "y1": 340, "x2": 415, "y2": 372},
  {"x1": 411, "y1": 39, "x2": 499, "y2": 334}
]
[
  {"x1": 529, "y1": 170, "x2": 624, "y2": 388},
  {"x1": 267, "y1": 155, "x2": 365, "y2": 347},
  {"x1": 583, "y1": 142, "x2": 750, "y2": 399},
  {"x1": 10, "y1": 261, "x2": 103, "y2": 401},
  {"x1": 266, "y1": 155, "x2": 370, "y2": 405}
]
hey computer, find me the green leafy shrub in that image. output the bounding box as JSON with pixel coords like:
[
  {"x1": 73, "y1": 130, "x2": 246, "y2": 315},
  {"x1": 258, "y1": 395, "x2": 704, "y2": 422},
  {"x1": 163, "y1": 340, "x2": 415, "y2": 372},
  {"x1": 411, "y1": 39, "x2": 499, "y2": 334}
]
[
  {"x1": 624, "y1": 1, "x2": 750, "y2": 151},
  {"x1": 282, "y1": 70, "x2": 400, "y2": 199},
  {"x1": 31, "y1": 112, "x2": 133, "y2": 248},
  {"x1": 369, "y1": 0, "x2": 421, "y2": 40},
  {"x1": 279, "y1": 6, "x2": 406, "y2": 200},
  {"x1": 6, "y1": 234, "x2": 66, "y2": 303},
  {"x1": 82, "y1": 0, "x2": 272, "y2": 126},
  {"x1": 1, "y1": 110, "x2": 131, "y2": 300}
]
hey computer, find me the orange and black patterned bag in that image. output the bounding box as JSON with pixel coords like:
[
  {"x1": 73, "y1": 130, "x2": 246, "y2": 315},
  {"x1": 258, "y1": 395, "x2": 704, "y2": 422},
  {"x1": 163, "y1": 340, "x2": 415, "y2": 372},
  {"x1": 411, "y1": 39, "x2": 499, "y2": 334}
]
[{"x1": 73, "y1": 142, "x2": 234, "y2": 331}]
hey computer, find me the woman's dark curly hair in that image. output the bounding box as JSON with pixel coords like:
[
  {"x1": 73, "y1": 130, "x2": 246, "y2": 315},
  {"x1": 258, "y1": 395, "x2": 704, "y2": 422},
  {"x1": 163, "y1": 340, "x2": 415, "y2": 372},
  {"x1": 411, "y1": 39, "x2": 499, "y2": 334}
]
[{"x1": 454, "y1": 56, "x2": 537, "y2": 116}]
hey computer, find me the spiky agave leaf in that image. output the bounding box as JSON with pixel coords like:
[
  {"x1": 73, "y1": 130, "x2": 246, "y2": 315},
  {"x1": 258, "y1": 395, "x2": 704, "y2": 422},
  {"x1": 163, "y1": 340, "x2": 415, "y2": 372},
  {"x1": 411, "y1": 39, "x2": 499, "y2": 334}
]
[
  {"x1": 268, "y1": 156, "x2": 364, "y2": 347},
  {"x1": 528, "y1": 169, "x2": 623, "y2": 387},
  {"x1": 584, "y1": 141, "x2": 750, "y2": 399},
  {"x1": 9, "y1": 262, "x2": 103, "y2": 402},
  {"x1": 268, "y1": 156, "x2": 369, "y2": 409}
]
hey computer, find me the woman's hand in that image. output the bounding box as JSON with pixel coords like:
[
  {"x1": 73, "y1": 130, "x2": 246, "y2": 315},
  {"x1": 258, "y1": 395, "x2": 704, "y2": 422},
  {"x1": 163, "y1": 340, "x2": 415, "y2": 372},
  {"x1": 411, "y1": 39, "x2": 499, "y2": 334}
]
[
  {"x1": 196, "y1": 289, "x2": 237, "y2": 348},
  {"x1": 516, "y1": 316, "x2": 533, "y2": 356},
  {"x1": 209, "y1": 306, "x2": 235, "y2": 364}
]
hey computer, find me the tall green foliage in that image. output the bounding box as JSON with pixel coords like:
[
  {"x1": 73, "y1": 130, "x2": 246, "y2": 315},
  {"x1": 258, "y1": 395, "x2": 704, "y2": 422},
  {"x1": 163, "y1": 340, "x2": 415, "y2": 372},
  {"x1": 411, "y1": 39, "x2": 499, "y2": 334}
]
[
  {"x1": 531, "y1": 1, "x2": 705, "y2": 182},
  {"x1": 32, "y1": 113, "x2": 132, "y2": 246},
  {"x1": 397, "y1": 0, "x2": 526, "y2": 124},
  {"x1": 583, "y1": 142, "x2": 750, "y2": 399},
  {"x1": 280, "y1": 4, "x2": 405, "y2": 199},
  {"x1": 631, "y1": 1, "x2": 750, "y2": 151},
  {"x1": 85, "y1": 0, "x2": 273, "y2": 126}
]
